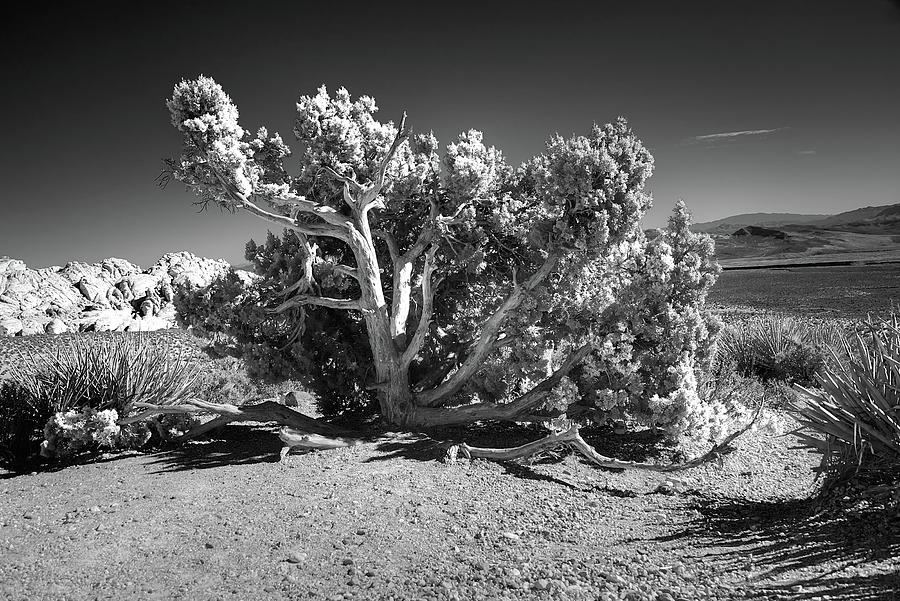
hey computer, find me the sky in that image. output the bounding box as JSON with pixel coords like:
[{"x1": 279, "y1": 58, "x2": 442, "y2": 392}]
[{"x1": 2, "y1": 0, "x2": 899, "y2": 268}]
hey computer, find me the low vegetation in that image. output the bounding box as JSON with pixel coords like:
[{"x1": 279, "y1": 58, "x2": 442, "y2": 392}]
[
  {"x1": 0, "y1": 335, "x2": 199, "y2": 470},
  {"x1": 716, "y1": 314, "x2": 842, "y2": 386},
  {"x1": 790, "y1": 315, "x2": 900, "y2": 501}
]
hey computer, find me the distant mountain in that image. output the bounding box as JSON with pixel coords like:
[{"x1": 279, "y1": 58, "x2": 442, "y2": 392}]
[
  {"x1": 698, "y1": 202, "x2": 900, "y2": 268},
  {"x1": 691, "y1": 213, "x2": 828, "y2": 234},
  {"x1": 811, "y1": 204, "x2": 899, "y2": 228},
  {"x1": 692, "y1": 204, "x2": 900, "y2": 235}
]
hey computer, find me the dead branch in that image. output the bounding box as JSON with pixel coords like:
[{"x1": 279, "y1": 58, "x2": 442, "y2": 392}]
[
  {"x1": 131, "y1": 398, "x2": 354, "y2": 437},
  {"x1": 450, "y1": 411, "x2": 760, "y2": 473},
  {"x1": 270, "y1": 294, "x2": 362, "y2": 313}
]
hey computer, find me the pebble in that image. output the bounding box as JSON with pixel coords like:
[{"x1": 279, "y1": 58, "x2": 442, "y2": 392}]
[
  {"x1": 603, "y1": 572, "x2": 626, "y2": 585},
  {"x1": 288, "y1": 551, "x2": 307, "y2": 563}
]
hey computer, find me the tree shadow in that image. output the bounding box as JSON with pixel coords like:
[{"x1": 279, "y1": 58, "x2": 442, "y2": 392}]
[
  {"x1": 660, "y1": 495, "x2": 900, "y2": 600},
  {"x1": 145, "y1": 424, "x2": 283, "y2": 472},
  {"x1": 365, "y1": 422, "x2": 673, "y2": 490}
]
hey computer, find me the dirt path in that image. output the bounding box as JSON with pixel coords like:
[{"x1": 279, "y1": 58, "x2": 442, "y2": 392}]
[{"x1": 2, "y1": 417, "x2": 897, "y2": 601}]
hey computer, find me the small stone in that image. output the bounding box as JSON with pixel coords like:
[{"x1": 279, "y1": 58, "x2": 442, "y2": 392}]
[
  {"x1": 22, "y1": 513, "x2": 33, "y2": 520},
  {"x1": 342, "y1": 558, "x2": 354, "y2": 566},
  {"x1": 356, "y1": 528, "x2": 367, "y2": 535},
  {"x1": 288, "y1": 551, "x2": 307, "y2": 563},
  {"x1": 205, "y1": 542, "x2": 214, "y2": 549},
  {"x1": 89, "y1": 505, "x2": 101, "y2": 513},
  {"x1": 533, "y1": 579, "x2": 550, "y2": 591},
  {"x1": 474, "y1": 560, "x2": 488, "y2": 571},
  {"x1": 500, "y1": 532, "x2": 520, "y2": 542},
  {"x1": 603, "y1": 573, "x2": 626, "y2": 585}
]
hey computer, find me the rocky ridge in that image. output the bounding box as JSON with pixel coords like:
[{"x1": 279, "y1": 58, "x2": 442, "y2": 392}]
[{"x1": 0, "y1": 252, "x2": 252, "y2": 336}]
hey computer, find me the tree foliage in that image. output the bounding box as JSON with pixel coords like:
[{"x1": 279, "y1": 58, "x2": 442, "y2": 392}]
[{"x1": 166, "y1": 76, "x2": 721, "y2": 433}]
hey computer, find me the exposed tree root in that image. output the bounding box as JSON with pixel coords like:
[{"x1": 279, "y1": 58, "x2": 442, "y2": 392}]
[
  {"x1": 125, "y1": 396, "x2": 761, "y2": 474},
  {"x1": 127, "y1": 397, "x2": 358, "y2": 454},
  {"x1": 447, "y1": 408, "x2": 762, "y2": 473},
  {"x1": 278, "y1": 428, "x2": 362, "y2": 460}
]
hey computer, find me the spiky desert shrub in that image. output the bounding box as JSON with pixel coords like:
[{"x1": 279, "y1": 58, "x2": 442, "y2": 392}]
[
  {"x1": 791, "y1": 316, "x2": 900, "y2": 493},
  {"x1": 0, "y1": 380, "x2": 53, "y2": 471},
  {"x1": 7, "y1": 334, "x2": 200, "y2": 415},
  {"x1": 1, "y1": 334, "x2": 200, "y2": 466},
  {"x1": 717, "y1": 315, "x2": 838, "y2": 386}
]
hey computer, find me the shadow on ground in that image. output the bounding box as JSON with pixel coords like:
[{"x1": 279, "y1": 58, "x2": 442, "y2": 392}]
[
  {"x1": 368, "y1": 422, "x2": 672, "y2": 462},
  {"x1": 662, "y1": 495, "x2": 900, "y2": 600},
  {"x1": 146, "y1": 424, "x2": 283, "y2": 472}
]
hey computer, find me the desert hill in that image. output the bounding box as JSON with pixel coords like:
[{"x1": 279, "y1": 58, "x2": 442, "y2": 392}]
[
  {"x1": 689, "y1": 203, "x2": 900, "y2": 268},
  {"x1": 690, "y1": 212, "x2": 828, "y2": 235}
]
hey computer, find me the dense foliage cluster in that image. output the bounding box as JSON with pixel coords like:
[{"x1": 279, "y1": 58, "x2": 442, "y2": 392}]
[{"x1": 176, "y1": 233, "x2": 375, "y2": 415}]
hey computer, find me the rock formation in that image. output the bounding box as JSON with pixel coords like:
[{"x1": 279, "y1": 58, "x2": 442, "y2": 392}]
[{"x1": 0, "y1": 252, "x2": 252, "y2": 336}]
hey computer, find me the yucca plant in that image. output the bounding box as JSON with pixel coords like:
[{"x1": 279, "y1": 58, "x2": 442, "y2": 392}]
[
  {"x1": 717, "y1": 315, "x2": 841, "y2": 386},
  {"x1": 0, "y1": 334, "x2": 201, "y2": 470},
  {"x1": 790, "y1": 315, "x2": 900, "y2": 493},
  {"x1": 7, "y1": 334, "x2": 200, "y2": 415}
]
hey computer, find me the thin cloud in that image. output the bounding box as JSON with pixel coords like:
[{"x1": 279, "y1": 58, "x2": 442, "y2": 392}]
[
  {"x1": 684, "y1": 127, "x2": 787, "y2": 144},
  {"x1": 797, "y1": 149, "x2": 817, "y2": 155}
]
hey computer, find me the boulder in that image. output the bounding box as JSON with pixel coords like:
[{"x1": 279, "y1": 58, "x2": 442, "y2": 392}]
[
  {"x1": 98, "y1": 258, "x2": 140, "y2": 282},
  {"x1": 152, "y1": 251, "x2": 232, "y2": 289},
  {"x1": 78, "y1": 275, "x2": 112, "y2": 305},
  {"x1": 79, "y1": 309, "x2": 132, "y2": 332},
  {"x1": 117, "y1": 273, "x2": 158, "y2": 301},
  {"x1": 0, "y1": 258, "x2": 26, "y2": 273},
  {"x1": 0, "y1": 316, "x2": 23, "y2": 336},
  {"x1": 20, "y1": 319, "x2": 45, "y2": 336},
  {"x1": 45, "y1": 318, "x2": 68, "y2": 335},
  {"x1": 126, "y1": 315, "x2": 170, "y2": 332}
]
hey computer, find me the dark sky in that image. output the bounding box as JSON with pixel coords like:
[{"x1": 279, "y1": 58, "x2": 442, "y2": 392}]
[{"x1": 2, "y1": 1, "x2": 899, "y2": 267}]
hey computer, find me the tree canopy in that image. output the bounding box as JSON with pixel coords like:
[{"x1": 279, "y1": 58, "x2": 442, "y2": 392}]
[{"x1": 166, "y1": 76, "x2": 720, "y2": 435}]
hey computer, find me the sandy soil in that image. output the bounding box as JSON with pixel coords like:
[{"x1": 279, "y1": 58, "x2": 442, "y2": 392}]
[{"x1": 2, "y1": 416, "x2": 898, "y2": 601}]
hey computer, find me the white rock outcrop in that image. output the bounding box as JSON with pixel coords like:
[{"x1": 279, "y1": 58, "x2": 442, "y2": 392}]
[{"x1": 0, "y1": 252, "x2": 253, "y2": 336}]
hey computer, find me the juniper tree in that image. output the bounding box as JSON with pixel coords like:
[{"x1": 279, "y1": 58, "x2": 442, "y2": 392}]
[{"x1": 161, "y1": 76, "x2": 727, "y2": 458}]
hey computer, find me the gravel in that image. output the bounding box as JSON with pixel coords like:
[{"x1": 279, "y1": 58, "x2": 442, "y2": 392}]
[{"x1": 1, "y1": 414, "x2": 897, "y2": 600}]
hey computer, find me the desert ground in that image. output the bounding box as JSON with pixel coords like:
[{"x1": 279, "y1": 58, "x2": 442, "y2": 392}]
[{"x1": 1, "y1": 265, "x2": 899, "y2": 601}]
